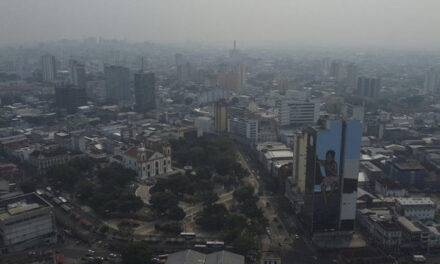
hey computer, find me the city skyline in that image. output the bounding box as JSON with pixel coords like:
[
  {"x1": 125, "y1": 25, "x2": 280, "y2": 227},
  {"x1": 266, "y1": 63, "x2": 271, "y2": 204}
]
[{"x1": 1, "y1": 0, "x2": 440, "y2": 50}]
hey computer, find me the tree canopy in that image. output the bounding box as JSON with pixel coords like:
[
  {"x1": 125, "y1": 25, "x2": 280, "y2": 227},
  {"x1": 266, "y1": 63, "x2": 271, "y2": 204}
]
[
  {"x1": 122, "y1": 241, "x2": 152, "y2": 264},
  {"x1": 149, "y1": 192, "x2": 178, "y2": 213},
  {"x1": 171, "y1": 135, "x2": 237, "y2": 176},
  {"x1": 196, "y1": 204, "x2": 230, "y2": 231},
  {"x1": 80, "y1": 163, "x2": 142, "y2": 216}
]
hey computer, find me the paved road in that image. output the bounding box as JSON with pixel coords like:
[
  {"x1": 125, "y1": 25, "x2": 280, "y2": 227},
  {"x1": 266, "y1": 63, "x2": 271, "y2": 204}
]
[
  {"x1": 135, "y1": 184, "x2": 151, "y2": 204},
  {"x1": 236, "y1": 151, "x2": 260, "y2": 195},
  {"x1": 237, "y1": 146, "x2": 338, "y2": 264}
]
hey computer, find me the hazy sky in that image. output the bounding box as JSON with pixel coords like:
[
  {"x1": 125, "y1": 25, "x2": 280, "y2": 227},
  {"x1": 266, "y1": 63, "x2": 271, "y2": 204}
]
[{"x1": 1, "y1": 0, "x2": 440, "y2": 49}]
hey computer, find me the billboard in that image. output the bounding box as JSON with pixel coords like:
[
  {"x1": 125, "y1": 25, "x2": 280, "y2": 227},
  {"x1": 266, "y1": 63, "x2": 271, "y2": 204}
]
[
  {"x1": 314, "y1": 121, "x2": 343, "y2": 194},
  {"x1": 302, "y1": 120, "x2": 361, "y2": 233},
  {"x1": 310, "y1": 121, "x2": 343, "y2": 232}
]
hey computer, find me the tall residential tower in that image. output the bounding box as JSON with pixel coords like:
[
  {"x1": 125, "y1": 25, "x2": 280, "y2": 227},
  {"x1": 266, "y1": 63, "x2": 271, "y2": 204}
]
[
  {"x1": 104, "y1": 65, "x2": 131, "y2": 104},
  {"x1": 41, "y1": 54, "x2": 56, "y2": 83},
  {"x1": 134, "y1": 71, "x2": 156, "y2": 113}
]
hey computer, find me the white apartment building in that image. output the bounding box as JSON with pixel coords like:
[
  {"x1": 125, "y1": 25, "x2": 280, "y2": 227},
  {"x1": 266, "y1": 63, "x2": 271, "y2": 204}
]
[
  {"x1": 227, "y1": 118, "x2": 258, "y2": 143},
  {"x1": 278, "y1": 100, "x2": 320, "y2": 126},
  {"x1": 395, "y1": 197, "x2": 436, "y2": 220},
  {"x1": 343, "y1": 103, "x2": 364, "y2": 123},
  {"x1": 0, "y1": 193, "x2": 57, "y2": 254},
  {"x1": 41, "y1": 54, "x2": 56, "y2": 83}
]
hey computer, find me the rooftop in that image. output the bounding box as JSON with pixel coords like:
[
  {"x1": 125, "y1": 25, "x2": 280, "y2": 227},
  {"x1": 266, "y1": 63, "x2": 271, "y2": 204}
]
[
  {"x1": 165, "y1": 250, "x2": 244, "y2": 264},
  {"x1": 376, "y1": 177, "x2": 403, "y2": 190},
  {"x1": 360, "y1": 161, "x2": 382, "y2": 173},
  {"x1": 0, "y1": 193, "x2": 51, "y2": 221},
  {"x1": 395, "y1": 197, "x2": 435, "y2": 206},
  {"x1": 30, "y1": 147, "x2": 69, "y2": 158},
  {"x1": 397, "y1": 216, "x2": 421, "y2": 233},
  {"x1": 392, "y1": 159, "x2": 425, "y2": 171},
  {"x1": 264, "y1": 150, "x2": 293, "y2": 160},
  {"x1": 376, "y1": 220, "x2": 401, "y2": 231}
]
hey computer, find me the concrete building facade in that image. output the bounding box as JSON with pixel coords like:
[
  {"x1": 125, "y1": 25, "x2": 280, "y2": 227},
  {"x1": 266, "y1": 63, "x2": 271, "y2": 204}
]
[
  {"x1": 0, "y1": 193, "x2": 57, "y2": 254},
  {"x1": 278, "y1": 100, "x2": 320, "y2": 127}
]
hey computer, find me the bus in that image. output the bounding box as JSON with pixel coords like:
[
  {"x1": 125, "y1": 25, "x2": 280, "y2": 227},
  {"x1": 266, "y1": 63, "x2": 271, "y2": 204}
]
[
  {"x1": 58, "y1": 196, "x2": 68, "y2": 203},
  {"x1": 180, "y1": 232, "x2": 196, "y2": 240},
  {"x1": 413, "y1": 255, "x2": 426, "y2": 263},
  {"x1": 194, "y1": 244, "x2": 207, "y2": 249},
  {"x1": 61, "y1": 204, "x2": 72, "y2": 213},
  {"x1": 52, "y1": 197, "x2": 62, "y2": 205},
  {"x1": 206, "y1": 240, "x2": 225, "y2": 248}
]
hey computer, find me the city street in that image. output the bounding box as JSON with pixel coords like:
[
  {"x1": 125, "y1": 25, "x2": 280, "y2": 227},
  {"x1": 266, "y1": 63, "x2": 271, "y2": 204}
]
[
  {"x1": 237, "y1": 147, "x2": 337, "y2": 264},
  {"x1": 135, "y1": 184, "x2": 151, "y2": 204}
]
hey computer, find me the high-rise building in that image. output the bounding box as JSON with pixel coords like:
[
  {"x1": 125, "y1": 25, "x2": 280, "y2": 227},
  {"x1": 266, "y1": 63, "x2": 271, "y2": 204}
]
[
  {"x1": 329, "y1": 60, "x2": 345, "y2": 83},
  {"x1": 292, "y1": 130, "x2": 308, "y2": 195},
  {"x1": 346, "y1": 63, "x2": 358, "y2": 93},
  {"x1": 174, "y1": 53, "x2": 193, "y2": 83},
  {"x1": 134, "y1": 71, "x2": 156, "y2": 113},
  {"x1": 69, "y1": 60, "x2": 86, "y2": 89},
  {"x1": 41, "y1": 54, "x2": 56, "y2": 83},
  {"x1": 278, "y1": 100, "x2": 320, "y2": 127},
  {"x1": 0, "y1": 193, "x2": 57, "y2": 253},
  {"x1": 104, "y1": 65, "x2": 131, "y2": 103},
  {"x1": 55, "y1": 84, "x2": 87, "y2": 113},
  {"x1": 217, "y1": 64, "x2": 246, "y2": 92},
  {"x1": 424, "y1": 67, "x2": 440, "y2": 93},
  {"x1": 342, "y1": 103, "x2": 365, "y2": 124},
  {"x1": 177, "y1": 62, "x2": 192, "y2": 83},
  {"x1": 229, "y1": 40, "x2": 240, "y2": 59},
  {"x1": 356, "y1": 77, "x2": 381, "y2": 99},
  {"x1": 214, "y1": 99, "x2": 227, "y2": 133},
  {"x1": 298, "y1": 120, "x2": 362, "y2": 234},
  {"x1": 278, "y1": 76, "x2": 291, "y2": 91},
  {"x1": 175, "y1": 53, "x2": 184, "y2": 67},
  {"x1": 227, "y1": 118, "x2": 258, "y2": 143}
]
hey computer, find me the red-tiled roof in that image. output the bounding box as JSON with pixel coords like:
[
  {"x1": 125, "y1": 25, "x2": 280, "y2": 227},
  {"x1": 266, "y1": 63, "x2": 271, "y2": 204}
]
[
  {"x1": 124, "y1": 146, "x2": 156, "y2": 160},
  {"x1": 124, "y1": 147, "x2": 138, "y2": 159}
]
